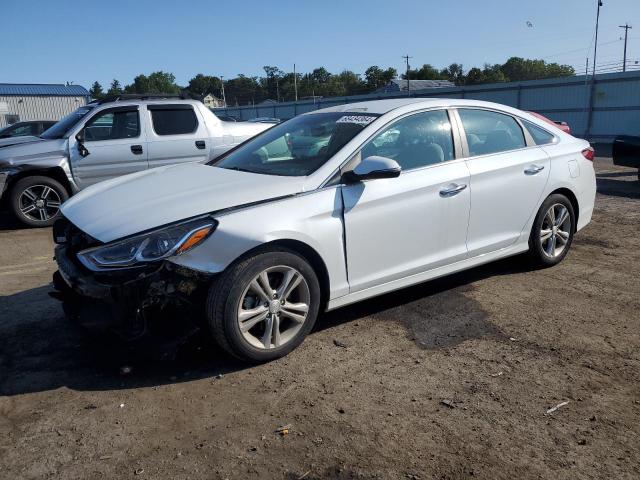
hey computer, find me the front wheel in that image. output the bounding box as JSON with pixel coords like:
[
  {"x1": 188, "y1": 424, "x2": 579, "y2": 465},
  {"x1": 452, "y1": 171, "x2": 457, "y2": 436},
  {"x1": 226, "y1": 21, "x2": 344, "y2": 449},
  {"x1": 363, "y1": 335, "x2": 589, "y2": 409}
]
[
  {"x1": 206, "y1": 247, "x2": 321, "y2": 362},
  {"x1": 529, "y1": 193, "x2": 576, "y2": 267},
  {"x1": 9, "y1": 175, "x2": 68, "y2": 227}
]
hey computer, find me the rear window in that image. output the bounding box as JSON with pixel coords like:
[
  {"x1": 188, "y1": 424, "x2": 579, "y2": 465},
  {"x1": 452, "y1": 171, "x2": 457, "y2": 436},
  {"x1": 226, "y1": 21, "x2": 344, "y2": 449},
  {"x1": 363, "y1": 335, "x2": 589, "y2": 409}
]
[{"x1": 149, "y1": 106, "x2": 198, "y2": 136}]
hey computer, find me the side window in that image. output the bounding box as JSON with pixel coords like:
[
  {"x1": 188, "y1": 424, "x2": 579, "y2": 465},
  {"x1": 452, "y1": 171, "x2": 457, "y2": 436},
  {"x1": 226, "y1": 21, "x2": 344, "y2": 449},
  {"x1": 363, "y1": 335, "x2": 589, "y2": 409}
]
[
  {"x1": 10, "y1": 124, "x2": 34, "y2": 136},
  {"x1": 84, "y1": 109, "x2": 140, "y2": 141},
  {"x1": 361, "y1": 109, "x2": 455, "y2": 171},
  {"x1": 522, "y1": 120, "x2": 556, "y2": 145},
  {"x1": 458, "y1": 109, "x2": 526, "y2": 156},
  {"x1": 149, "y1": 106, "x2": 198, "y2": 136}
]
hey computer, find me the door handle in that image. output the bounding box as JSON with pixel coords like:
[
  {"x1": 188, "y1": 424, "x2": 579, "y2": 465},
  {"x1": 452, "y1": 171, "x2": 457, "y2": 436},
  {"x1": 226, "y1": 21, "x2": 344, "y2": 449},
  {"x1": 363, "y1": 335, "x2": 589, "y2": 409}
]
[
  {"x1": 524, "y1": 164, "x2": 545, "y2": 175},
  {"x1": 439, "y1": 183, "x2": 467, "y2": 197},
  {"x1": 195, "y1": 140, "x2": 206, "y2": 150},
  {"x1": 131, "y1": 145, "x2": 143, "y2": 155}
]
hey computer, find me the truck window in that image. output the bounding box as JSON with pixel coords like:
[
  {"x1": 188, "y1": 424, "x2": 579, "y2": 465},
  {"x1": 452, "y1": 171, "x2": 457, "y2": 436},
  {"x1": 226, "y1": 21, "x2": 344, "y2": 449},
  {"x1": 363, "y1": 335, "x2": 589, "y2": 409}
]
[
  {"x1": 149, "y1": 106, "x2": 198, "y2": 136},
  {"x1": 84, "y1": 109, "x2": 140, "y2": 141}
]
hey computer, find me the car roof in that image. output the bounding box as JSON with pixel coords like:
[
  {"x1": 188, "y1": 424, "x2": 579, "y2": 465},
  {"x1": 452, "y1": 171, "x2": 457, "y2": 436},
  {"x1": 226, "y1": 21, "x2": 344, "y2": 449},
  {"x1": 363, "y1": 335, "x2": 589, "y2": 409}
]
[{"x1": 311, "y1": 98, "x2": 522, "y2": 115}]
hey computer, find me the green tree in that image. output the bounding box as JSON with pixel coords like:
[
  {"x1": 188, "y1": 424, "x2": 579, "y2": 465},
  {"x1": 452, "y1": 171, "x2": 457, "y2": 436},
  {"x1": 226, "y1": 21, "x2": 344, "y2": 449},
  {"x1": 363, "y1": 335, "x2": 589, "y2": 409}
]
[
  {"x1": 89, "y1": 81, "x2": 104, "y2": 99},
  {"x1": 403, "y1": 64, "x2": 445, "y2": 80},
  {"x1": 364, "y1": 66, "x2": 397, "y2": 91},
  {"x1": 336, "y1": 70, "x2": 366, "y2": 96},
  {"x1": 261, "y1": 66, "x2": 284, "y2": 100},
  {"x1": 439, "y1": 63, "x2": 465, "y2": 85},
  {"x1": 125, "y1": 71, "x2": 180, "y2": 94},
  {"x1": 187, "y1": 73, "x2": 221, "y2": 97},
  {"x1": 106, "y1": 79, "x2": 123, "y2": 96},
  {"x1": 500, "y1": 57, "x2": 574, "y2": 82},
  {"x1": 224, "y1": 75, "x2": 265, "y2": 105}
]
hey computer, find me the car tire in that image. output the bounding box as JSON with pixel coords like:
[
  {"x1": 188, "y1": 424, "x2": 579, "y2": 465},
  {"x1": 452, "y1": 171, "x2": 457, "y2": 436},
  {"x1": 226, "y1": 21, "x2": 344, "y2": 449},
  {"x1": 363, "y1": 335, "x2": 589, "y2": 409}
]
[
  {"x1": 9, "y1": 176, "x2": 68, "y2": 227},
  {"x1": 206, "y1": 246, "x2": 321, "y2": 362},
  {"x1": 529, "y1": 193, "x2": 576, "y2": 267}
]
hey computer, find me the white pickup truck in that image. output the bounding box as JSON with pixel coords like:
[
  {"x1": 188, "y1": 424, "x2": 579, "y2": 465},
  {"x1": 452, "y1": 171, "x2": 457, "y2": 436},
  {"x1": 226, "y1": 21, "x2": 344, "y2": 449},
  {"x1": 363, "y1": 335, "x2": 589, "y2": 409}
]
[{"x1": 0, "y1": 95, "x2": 270, "y2": 226}]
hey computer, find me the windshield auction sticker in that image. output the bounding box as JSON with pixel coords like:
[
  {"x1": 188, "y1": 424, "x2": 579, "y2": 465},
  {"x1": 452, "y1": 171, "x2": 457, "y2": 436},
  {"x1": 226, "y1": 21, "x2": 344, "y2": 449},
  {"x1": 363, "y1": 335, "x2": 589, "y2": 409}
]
[{"x1": 336, "y1": 115, "x2": 377, "y2": 125}]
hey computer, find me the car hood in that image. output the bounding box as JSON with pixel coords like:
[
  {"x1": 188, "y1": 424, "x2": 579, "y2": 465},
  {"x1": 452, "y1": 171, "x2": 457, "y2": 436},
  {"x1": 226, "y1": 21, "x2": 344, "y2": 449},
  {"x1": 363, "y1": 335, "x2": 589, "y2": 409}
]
[
  {"x1": 61, "y1": 163, "x2": 306, "y2": 243},
  {"x1": 0, "y1": 135, "x2": 42, "y2": 148},
  {"x1": 0, "y1": 137, "x2": 67, "y2": 166}
]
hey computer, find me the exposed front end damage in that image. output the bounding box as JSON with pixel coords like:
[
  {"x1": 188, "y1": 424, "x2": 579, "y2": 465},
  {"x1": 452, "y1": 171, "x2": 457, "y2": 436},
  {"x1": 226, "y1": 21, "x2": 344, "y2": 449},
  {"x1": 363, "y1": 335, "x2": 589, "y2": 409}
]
[{"x1": 51, "y1": 222, "x2": 214, "y2": 342}]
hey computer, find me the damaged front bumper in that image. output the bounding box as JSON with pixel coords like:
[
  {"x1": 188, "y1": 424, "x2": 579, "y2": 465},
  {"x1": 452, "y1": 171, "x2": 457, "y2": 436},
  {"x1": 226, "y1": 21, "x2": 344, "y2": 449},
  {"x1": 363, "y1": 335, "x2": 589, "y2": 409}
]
[{"x1": 52, "y1": 244, "x2": 214, "y2": 341}]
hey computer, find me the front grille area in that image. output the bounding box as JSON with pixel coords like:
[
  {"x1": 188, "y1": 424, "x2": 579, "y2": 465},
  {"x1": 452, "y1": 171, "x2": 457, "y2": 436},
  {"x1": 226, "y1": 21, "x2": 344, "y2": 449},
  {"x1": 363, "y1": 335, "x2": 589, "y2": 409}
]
[{"x1": 53, "y1": 216, "x2": 102, "y2": 255}]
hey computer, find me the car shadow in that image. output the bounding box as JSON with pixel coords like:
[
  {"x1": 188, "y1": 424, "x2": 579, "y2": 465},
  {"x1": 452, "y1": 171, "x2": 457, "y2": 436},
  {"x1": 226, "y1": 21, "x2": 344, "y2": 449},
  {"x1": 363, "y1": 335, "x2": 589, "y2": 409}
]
[
  {"x1": 0, "y1": 254, "x2": 533, "y2": 397},
  {"x1": 0, "y1": 210, "x2": 28, "y2": 232},
  {"x1": 596, "y1": 170, "x2": 640, "y2": 199}
]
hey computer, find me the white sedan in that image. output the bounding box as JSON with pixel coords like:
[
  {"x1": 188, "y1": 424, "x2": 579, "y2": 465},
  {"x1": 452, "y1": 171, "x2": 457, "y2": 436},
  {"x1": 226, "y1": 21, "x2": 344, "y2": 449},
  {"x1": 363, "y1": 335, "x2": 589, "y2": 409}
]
[{"x1": 53, "y1": 98, "x2": 596, "y2": 362}]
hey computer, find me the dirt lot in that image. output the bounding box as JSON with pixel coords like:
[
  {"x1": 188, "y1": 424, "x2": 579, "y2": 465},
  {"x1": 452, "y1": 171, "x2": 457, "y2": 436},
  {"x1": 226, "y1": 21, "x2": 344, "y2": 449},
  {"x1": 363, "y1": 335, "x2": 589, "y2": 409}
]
[{"x1": 1, "y1": 157, "x2": 639, "y2": 480}]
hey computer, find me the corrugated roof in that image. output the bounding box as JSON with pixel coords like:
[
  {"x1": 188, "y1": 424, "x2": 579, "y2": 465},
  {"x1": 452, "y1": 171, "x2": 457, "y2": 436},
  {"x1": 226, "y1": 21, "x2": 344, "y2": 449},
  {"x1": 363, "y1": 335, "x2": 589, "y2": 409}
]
[
  {"x1": 375, "y1": 79, "x2": 456, "y2": 93},
  {"x1": 0, "y1": 83, "x2": 90, "y2": 96}
]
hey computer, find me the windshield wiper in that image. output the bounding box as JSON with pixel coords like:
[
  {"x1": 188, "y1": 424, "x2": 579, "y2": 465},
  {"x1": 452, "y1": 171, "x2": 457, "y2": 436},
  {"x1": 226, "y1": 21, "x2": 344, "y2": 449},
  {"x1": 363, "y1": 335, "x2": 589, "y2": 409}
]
[{"x1": 223, "y1": 166, "x2": 258, "y2": 174}]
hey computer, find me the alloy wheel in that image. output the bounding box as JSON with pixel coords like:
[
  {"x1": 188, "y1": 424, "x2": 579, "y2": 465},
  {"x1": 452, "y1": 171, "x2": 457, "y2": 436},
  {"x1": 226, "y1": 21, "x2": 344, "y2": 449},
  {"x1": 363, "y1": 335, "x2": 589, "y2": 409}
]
[
  {"x1": 237, "y1": 266, "x2": 311, "y2": 349},
  {"x1": 18, "y1": 185, "x2": 62, "y2": 222},
  {"x1": 540, "y1": 203, "x2": 571, "y2": 258}
]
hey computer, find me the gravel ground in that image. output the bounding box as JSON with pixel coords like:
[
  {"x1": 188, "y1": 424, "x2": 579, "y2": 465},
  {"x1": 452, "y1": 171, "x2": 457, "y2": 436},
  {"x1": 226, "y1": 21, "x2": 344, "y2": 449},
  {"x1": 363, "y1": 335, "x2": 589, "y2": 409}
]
[{"x1": 0, "y1": 157, "x2": 639, "y2": 480}]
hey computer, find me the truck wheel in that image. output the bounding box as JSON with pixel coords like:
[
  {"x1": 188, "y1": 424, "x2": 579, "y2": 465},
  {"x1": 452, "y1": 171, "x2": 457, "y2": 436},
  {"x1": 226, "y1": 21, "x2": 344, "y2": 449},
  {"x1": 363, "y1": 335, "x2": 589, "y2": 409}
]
[
  {"x1": 9, "y1": 176, "x2": 68, "y2": 227},
  {"x1": 528, "y1": 193, "x2": 575, "y2": 267},
  {"x1": 206, "y1": 247, "x2": 321, "y2": 362}
]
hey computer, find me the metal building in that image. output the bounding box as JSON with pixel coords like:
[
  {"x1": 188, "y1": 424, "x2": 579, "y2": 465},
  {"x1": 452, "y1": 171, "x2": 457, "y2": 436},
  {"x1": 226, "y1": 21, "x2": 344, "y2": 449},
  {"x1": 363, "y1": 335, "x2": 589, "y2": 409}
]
[{"x1": 0, "y1": 83, "x2": 90, "y2": 128}]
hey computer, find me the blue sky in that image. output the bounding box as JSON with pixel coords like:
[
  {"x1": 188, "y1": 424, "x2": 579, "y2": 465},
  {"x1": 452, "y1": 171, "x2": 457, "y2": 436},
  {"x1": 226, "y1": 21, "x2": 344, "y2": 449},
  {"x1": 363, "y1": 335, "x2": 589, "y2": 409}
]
[{"x1": 3, "y1": 0, "x2": 639, "y2": 88}]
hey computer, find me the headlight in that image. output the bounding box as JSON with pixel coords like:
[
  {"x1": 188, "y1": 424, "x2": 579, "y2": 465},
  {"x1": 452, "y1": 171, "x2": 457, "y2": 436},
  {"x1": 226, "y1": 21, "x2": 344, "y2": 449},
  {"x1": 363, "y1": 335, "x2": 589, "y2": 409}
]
[{"x1": 77, "y1": 216, "x2": 216, "y2": 270}]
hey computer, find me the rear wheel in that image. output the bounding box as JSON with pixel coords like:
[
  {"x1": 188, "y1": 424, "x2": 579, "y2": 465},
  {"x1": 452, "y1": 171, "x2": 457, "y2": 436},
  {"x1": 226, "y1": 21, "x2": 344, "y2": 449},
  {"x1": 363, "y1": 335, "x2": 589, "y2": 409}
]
[
  {"x1": 529, "y1": 193, "x2": 575, "y2": 267},
  {"x1": 206, "y1": 247, "x2": 321, "y2": 362},
  {"x1": 9, "y1": 176, "x2": 68, "y2": 227}
]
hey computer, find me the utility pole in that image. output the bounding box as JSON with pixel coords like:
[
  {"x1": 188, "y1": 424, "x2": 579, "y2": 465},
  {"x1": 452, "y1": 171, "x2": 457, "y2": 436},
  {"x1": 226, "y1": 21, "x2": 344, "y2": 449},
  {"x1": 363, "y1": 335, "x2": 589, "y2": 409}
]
[
  {"x1": 585, "y1": 57, "x2": 589, "y2": 86},
  {"x1": 619, "y1": 23, "x2": 633, "y2": 72},
  {"x1": 587, "y1": 0, "x2": 603, "y2": 140},
  {"x1": 592, "y1": 0, "x2": 603, "y2": 77},
  {"x1": 402, "y1": 55, "x2": 412, "y2": 94},
  {"x1": 220, "y1": 76, "x2": 226, "y2": 108},
  {"x1": 293, "y1": 63, "x2": 298, "y2": 102}
]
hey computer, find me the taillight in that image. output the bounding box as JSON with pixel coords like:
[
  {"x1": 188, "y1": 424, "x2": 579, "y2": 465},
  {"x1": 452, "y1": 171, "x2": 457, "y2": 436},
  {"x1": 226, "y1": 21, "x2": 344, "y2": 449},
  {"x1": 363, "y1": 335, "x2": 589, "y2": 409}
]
[{"x1": 581, "y1": 147, "x2": 595, "y2": 161}]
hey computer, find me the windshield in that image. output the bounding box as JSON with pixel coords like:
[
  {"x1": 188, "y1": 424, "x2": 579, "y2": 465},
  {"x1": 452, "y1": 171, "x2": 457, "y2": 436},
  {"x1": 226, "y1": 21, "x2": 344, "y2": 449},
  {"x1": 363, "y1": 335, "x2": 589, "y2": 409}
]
[
  {"x1": 40, "y1": 106, "x2": 94, "y2": 139},
  {"x1": 215, "y1": 112, "x2": 380, "y2": 176}
]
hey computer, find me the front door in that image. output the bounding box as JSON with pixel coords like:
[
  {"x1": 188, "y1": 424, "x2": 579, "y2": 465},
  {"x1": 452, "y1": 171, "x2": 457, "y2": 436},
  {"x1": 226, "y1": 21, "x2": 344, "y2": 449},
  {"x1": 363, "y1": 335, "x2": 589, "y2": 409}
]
[
  {"x1": 456, "y1": 108, "x2": 551, "y2": 256},
  {"x1": 342, "y1": 109, "x2": 471, "y2": 293},
  {"x1": 69, "y1": 106, "x2": 148, "y2": 189}
]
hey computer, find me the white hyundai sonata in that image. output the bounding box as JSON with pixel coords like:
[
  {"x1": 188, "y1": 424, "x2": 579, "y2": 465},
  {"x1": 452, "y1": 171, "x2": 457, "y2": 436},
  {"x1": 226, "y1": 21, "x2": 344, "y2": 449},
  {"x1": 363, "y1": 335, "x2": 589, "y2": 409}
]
[{"x1": 52, "y1": 98, "x2": 596, "y2": 361}]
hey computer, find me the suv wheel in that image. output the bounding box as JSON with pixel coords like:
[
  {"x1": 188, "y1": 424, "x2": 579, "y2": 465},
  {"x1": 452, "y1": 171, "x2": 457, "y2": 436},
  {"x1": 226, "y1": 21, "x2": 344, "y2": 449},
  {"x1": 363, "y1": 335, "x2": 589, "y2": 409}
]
[
  {"x1": 529, "y1": 193, "x2": 576, "y2": 267},
  {"x1": 10, "y1": 176, "x2": 68, "y2": 227},
  {"x1": 207, "y1": 247, "x2": 321, "y2": 362}
]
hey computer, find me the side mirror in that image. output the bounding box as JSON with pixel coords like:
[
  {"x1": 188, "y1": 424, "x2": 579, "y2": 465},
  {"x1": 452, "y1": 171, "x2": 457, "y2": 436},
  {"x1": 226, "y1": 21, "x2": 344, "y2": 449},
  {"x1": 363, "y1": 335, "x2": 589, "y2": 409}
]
[
  {"x1": 75, "y1": 130, "x2": 89, "y2": 157},
  {"x1": 343, "y1": 156, "x2": 401, "y2": 183}
]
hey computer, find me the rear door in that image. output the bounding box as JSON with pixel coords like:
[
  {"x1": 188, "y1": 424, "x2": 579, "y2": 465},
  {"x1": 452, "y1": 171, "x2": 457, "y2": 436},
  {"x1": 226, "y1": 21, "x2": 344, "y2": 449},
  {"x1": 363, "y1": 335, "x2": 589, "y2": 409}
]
[
  {"x1": 145, "y1": 104, "x2": 209, "y2": 168},
  {"x1": 456, "y1": 108, "x2": 551, "y2": 256},
  {"x1": 69, "y1": 106, "x2": 148, "y2": 189}
]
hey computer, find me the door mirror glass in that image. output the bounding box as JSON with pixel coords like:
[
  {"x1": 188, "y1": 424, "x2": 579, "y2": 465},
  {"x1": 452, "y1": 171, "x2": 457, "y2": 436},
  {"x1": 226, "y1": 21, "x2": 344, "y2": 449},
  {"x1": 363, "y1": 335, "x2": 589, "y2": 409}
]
[
  {"x1": 75, "y1": 130, "x2": 90, "y2": 157},
  {"x1": 344, "y1": 156, "x2": 401, "y2": 183}
]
